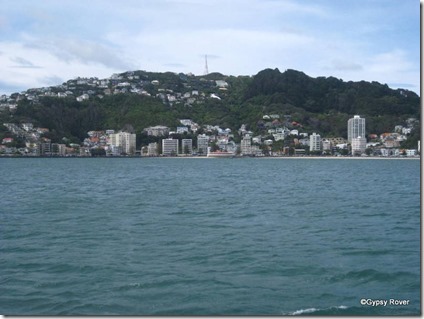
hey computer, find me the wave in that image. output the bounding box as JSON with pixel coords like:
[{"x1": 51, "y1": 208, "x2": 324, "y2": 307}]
[
  {"x1": 340, "y1": 249, "x2": 393, "y2": 256},
  {"x1": 328, "y1": 268, "x2": 416, "y2": 284},
  {"x1": 285, "y1": 305, "x2": 415, "y2": 315},
  {"x1": 287, "y1": 305, "x2": 421, "y2": 316},
  {"x1": 286, "y1": 305, "x2": 348, "y2": 315}
]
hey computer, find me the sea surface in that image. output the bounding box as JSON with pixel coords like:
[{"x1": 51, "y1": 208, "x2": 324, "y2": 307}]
[{"x1": 0, "y1": 157, "x2": 420, "y2": 315}]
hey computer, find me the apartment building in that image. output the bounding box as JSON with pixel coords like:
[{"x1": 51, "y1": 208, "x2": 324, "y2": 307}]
[
  {"x1": 351, "y1": 137, "x2": 367, "y2": 155},
  {"x1": 162, "y1": 138, "x2": 178, "y2": 156},
  {"x1": 348, "y1": 115, "x2": 366, "y2": 142},
  {"x1": 197, "y1": 134, "x2": 209, "y2": 155},
  {"x1": 241, "y1": 136, "x2": 252, "y2": 155},
  {"x1": 109, "y1": 131, "x2": 136, "y2": 155},
  {"x1": 309, "y1": 132, "x2": 321, "y2": 152},
  {"x1": 181, "y1": 139, "x2": 193, "y2": 155},
  {"x1": 147, "y1": 142, "x2": 158, "y2": 156}
]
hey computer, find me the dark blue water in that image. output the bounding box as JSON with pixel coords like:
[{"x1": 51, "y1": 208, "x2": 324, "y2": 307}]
[{"x1": 0, "y1": 158, "x2": 420, "y2": 315}]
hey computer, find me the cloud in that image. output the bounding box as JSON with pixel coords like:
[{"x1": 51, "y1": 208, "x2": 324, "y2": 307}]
[
  {"x1": 387, "y1": 83, "x2": 416, "y2": 89},
  {"x1": 258, "y1": 0, "x2": 328, "y2": 17},
  {"x1": 363, "y1": 49, "x2": 418, "y2": 92},
  {"x1": 327, "y1": 59, "x2": 363, "y2": 71},
  {"x1": 116, "y1": 27, "x2": 316, "y2": 75},
  {"x1": 0, "y1": 40, "x2": 131, "y2": 94},
  {"x1": 0, "y1": 80, "x2": 25, "y2": 95},
  {"x1": 40, "y1": 75, "x2": 64, "y2": 87},
  {"x1": 0, "y1": 0, "x2": 418, "y2": 95},
  {"x1": 10, "y1": 56, "x2": 43, "y2": 69},
  {"x1": 24, "y1": 37, "x2": 134, "y2": 71},
  {"x1": 162, "y1": 63, "x2": 187, "y2": 68},
  {"x1": 200, "y1": 54, "x2": 221, "y2": 60},
  {"x1": 367, "y1": 49, "x2": 414, "y2": 74}
]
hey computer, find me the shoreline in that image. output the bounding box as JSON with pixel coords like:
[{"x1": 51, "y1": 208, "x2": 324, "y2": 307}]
[{"x1": 0, "y1": 155, "x2": 420, "y2": 160}]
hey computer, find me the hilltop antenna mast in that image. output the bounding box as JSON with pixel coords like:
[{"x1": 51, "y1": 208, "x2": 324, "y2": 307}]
[{"x1": 204, "y1": 55, "x2": 209, "y2": 75}]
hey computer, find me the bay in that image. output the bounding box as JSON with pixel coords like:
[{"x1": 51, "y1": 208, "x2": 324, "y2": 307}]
[{"x1": 0, "y1": 157, "x2": 420, "y2": 315}]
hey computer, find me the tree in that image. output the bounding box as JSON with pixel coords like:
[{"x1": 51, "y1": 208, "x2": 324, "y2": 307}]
[
  {"x1": 210, "y1": 142, "x2": 220, "y2": 152},
  {"x1": 184, "y1": 145, "x2": 190, "y2": 155}
]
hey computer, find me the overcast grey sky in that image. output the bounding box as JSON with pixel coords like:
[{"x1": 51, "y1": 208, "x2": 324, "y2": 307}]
[{"x1": 0, "y1": 0, "x2": 420, "y2": 95}]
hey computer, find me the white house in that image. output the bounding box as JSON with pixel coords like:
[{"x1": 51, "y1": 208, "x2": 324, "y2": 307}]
[
  {"x1": 144, "y1": 126, "x2": 170, "y2": 137},
  {"x1": 406, "y1": 149, "x2": 417, "y2": 156},
  {"x1": 177, "y1": 126, "x2": 189, "y2": 134}
]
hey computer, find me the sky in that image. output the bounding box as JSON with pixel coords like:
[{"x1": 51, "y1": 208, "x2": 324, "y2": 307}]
[{"x1": 0, "y1": 0, "x2": 420, "y2": 95}]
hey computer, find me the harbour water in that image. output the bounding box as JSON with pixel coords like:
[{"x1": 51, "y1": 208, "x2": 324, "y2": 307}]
[{"x1": 0, "y1": 157, "x2": 420, "y2": 315}]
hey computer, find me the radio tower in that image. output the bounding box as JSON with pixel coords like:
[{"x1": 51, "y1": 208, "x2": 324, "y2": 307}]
[{"x1": 204, "y1": 54, "x2": 209, "y2": 75}]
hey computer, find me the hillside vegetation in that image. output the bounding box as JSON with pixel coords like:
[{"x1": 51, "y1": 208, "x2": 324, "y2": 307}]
[{"x1": 1, "y1": 68, "x2": 420, "y2": 145}]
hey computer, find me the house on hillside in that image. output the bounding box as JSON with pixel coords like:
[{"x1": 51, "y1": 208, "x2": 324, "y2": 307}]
[{"x1": 144, "y1": 126, "x2": 170, "y2": 137}]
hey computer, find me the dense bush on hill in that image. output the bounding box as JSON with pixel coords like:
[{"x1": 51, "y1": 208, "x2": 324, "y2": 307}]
[{"x1": 245, "y1": 68, "x2": 419, "y2": 117}]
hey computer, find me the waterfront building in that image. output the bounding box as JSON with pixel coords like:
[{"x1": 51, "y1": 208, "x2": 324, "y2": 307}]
[
  {"x1": 327, "y1": 137, "x2": 347, "y2": 145},
  {"x1": 309, "y1": 133, "x2": 321, "y2": 152},
  {"x1": 109, "y1": 131, "x2": 136, "y2": 155},
  {"x1": 197, "y1": 134, "x2": 209, "y2": 155},
  {"x1": 241, "y1": 136, "x2": 252, "y2": 155},
  {"x1": 380, "y1": 148, "x2": 400, "y2": 157},
  {"x1": 39, "y1": 142, "x2": 52, "y2": 156},
  {"x1": 108, "y1": 144, "x2": 122, "y2": 156},
  {"x1": 181, "y1": 139, "x2": 193, "y2": 155},
  {"x1": 295, "y1": 148, "x2": 306, "y2": 156},
  {"x1": 299, "y1": 138, "x2": 310, "y2": 146},
  {"x1": 162, "y1": 138, "x2": 178, "y2": 156},
  {"x1": 406, "y1": 149, "x2": 417, "y2": 156},
  {"x1": 51, "y1": 143, "x2": 67, "y2": 156},
  {"x1": 322, "y1": 139, "x2": 332, "y2": 153},
  {"x1": 348, "y1": 115, "x2": 366, "y2": 142},
  {"x1": 147, "y1": 142, "x2": 158, "y2": 156},
  {"x1": 351, "y1": 136, "x2": 367, "y2": 155}
]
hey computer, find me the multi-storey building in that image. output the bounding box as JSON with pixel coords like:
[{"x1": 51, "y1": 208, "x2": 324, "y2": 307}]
[
  {"x1": 241, "y1": 136, "x2": 252, "y2": 155},
  {"x1": 109, "y1": 131, "x2": 136, "y2": 155},
  {"x1": 351, "y1": 137, "x2": 367, "y2": 155},
  {"x1": 322, "y1": 139, "x2": 332, "y2": 153},
  {"x1": 162, "y1": 138, "x2": 178, "y2": 156},
  {"x1": 309, "y1": 132, "x2": 321, "y2": 152},
  {"x1": 197, "y1": 134, "x2": 209, "y2": 155},
  {"x1": 348, "y1": 115, "x2": 366, "y2": 142},
  {"x1": 181, "y1": 139, "x2": 193, "y2": 155},
  {"x1": 51, "y1": 143, "x2": 67, "y2": 156},
  {"x1": 39, "y1": 142, "x2": 51, "y2": 156},
  {"x1": 147, "y1": 142, "x2": 158, "y2": 156}
]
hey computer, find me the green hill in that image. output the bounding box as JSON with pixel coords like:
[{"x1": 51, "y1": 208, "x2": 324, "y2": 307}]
[{"x1": 1, "y1": 68, "x2": 420, "y2": 146}]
